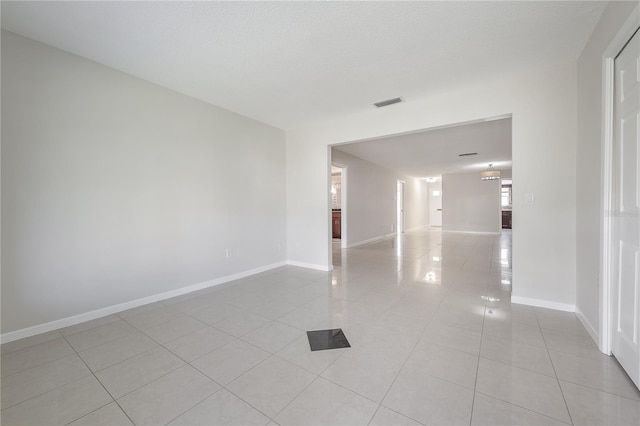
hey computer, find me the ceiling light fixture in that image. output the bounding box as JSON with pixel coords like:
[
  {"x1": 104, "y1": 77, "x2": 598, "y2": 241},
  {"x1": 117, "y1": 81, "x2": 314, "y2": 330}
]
[{"x1": 481, "y1": 163, "x2": 501, "y2": 181}]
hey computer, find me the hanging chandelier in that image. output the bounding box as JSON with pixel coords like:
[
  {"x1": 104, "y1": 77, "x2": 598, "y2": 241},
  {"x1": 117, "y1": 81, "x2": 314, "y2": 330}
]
[{"x1": 481, "y1": 163, "x2": 501, "y2": 181}]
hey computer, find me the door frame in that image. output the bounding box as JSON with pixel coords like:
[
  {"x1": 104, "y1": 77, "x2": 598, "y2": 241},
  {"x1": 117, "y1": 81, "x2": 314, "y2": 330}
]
[
  {"x1": 332, "y1": 161, "x2": 348, "y2": 249},
  {"x1": 397, "y1": 180, "x2": 405, "y2": 234},
  {"x1": 600, "y1": 4, "x2": 640, "y2": 355}
]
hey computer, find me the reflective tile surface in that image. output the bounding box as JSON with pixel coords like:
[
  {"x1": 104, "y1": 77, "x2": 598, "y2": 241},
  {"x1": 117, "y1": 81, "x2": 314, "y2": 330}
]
[{"x1": 2, "y1": 229, "x2": 640, "y2": 425}]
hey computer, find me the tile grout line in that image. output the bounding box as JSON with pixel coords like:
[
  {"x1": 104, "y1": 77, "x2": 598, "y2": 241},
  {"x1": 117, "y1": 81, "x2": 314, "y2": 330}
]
[
  {"x1": 0, "y1": 354, "x2": 93, "y2": 412},
  {"x1": 62, "y1": 319, "x2": 140, "y2": 354},
  {"x1": 59, "y1": 333, "x2": 137, "y2": 426},
  {"x1": 75, "y1": 314, "x2": 278, "y2": 425},
  {"x1": 0, "y1": 337, "x2": 77, "y2": 381},
  {"x1": 550, "y1": 375, "x2": 640, "y2": 402},
  {"x1": 220, "y1": 370, "x2": 285, "y2": 422},
  {"x1": 472, "y1": 390, "x2": 574, "y2": 425},
  {"x1": 147, "y1": 372, "x2": 221, "y2": 426},
  {"x1": 69, "y1": 327, "x2": 222, "y2": 424},
  {"x1": 370, "y1": 234, "x2": 468, "y2": 421},
  {"x1": 535, "y1": 309, "x2": 575, "y2": 425},
  {"x1": 161, "y1": 385, "x2": 227, "y2": 425},
  {"x1": 0, "y1": 330, "x2": 65, "y2": 356},
  {"x1": 269, "y1": 374, "x2": 323, "y2": 423},
  {"x1": 188, "y1": 351, "x2": 274, "y2": 420},
  {"x1": 156, "y1": 277, "x2": 358, "y2": 423},
  {"x1": 467, "y1": 237, "x2": 490, "y2": 426}
]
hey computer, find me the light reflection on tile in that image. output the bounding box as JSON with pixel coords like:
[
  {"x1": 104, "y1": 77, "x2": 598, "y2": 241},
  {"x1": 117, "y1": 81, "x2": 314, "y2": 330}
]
[{"x1": 3, "y1": 229, "x2": 639, "y2": 425}]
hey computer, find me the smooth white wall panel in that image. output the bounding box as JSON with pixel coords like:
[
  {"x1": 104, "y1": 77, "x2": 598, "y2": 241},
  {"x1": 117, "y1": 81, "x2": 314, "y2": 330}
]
[
  {"x1": 442, "y1": 172, "x2": 501, "y2": 234},
  {"x1": 1, "y1": 31, "x2": 286, "y2": 333},
  {"x1": 404, "y1": 178, "x2": 429, "y2": 232}
]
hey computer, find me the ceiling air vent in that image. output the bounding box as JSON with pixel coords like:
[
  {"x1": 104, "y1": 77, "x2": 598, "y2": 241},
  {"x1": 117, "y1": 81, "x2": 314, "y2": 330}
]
[
  {"x1": 458, "y1": 152, "x2": 478, "y2": 157},
  {"x1": 374, "y1": 97, "x2": 403, "y2": 108}
]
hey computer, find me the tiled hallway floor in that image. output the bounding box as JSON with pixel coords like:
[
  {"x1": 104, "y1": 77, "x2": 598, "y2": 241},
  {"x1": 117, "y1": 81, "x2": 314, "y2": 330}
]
[{"x1": 2, "y1": 230, "x2": 640, "y2": 425}]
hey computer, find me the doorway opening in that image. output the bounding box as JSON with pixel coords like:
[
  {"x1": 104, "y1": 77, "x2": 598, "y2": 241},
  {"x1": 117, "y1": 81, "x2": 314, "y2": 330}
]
[
  {"x1": 427, "y1": 178, "x2": 442, "y2": 228},
  {"x1": 501, "y1": 178, "x2": 513, "y2": 230},
  {"x1": 331, "y1": 164, "x2": 346, "y2": 249},
  {"x1": 328, "y1": 115, "x2": 512, "y2": 272}
]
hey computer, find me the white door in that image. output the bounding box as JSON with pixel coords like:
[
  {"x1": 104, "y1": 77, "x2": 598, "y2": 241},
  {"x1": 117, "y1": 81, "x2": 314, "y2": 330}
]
[
  {"x1": 429, "y1": 183, "x2": 442, "y2": 227},
  {"x1": 612, "y1": 28, "x2": 640, "y2": 389}
]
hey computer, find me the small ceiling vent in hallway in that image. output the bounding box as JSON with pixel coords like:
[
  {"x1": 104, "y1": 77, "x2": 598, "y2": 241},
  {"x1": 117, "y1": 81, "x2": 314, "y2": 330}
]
[
  {"x1": 458, "y1": 152, "x2": 478, "y2": 157},
  {"x1": 374, "y1": 97, "x2": 403, "y2": 108}
]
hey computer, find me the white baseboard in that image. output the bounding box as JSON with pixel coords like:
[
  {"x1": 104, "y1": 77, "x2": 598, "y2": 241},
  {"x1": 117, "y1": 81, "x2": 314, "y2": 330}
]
[
  {"x1": 0, "y1": 261, "x2": 287, "y2": 344},
  {"x1": 286, "y1": 260, "x2": 332, "y2": 271},
  {"x1": 511, "y1": 296, "x2": 575, "y2": 313},
  {"x1": 346, "y1": 233, "x2": 394, "y2": 248},
  {"x1": 442, "y1": 230, "x2": 500, "y2": 235},
  {"x1": 575, "y1": 307, "x2": 600, "y2": 347}
]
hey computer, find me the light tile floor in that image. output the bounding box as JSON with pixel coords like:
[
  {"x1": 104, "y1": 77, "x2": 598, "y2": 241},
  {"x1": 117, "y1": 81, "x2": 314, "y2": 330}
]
[{"x1": 2, "y1": 229, "x2": 640, "y2": 425}]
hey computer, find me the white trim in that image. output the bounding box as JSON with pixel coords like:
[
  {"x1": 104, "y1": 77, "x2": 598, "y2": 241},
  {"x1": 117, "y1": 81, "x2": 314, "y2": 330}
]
[
  {"x1": 600, "y1": 4, "x2": 640, "y2": 356},
  {"x1": 600, "y1": 55, "x2": 614, "y2": 355},
  {"x1": 442, "y1": 230, "x2": 500, "y2": 236},
  {"x1": 286, "y1": 260, "x2": 332, "y2": 271},
  {"x1": 0, "y1": 261, "x2": 286, "y2": 344},
  {"x1": 330, "y1": 114, "x2": 513, "y2": 148},
  {"x1": 346, "y1": 233, "x2": 394, "y2": 248},
  {"x1": 511, "y1": 296, "x2": 575, "y2": 313},
  {"x1": 576, "y1": 307, "x2": 600, "y2": 345},
  {"x1": 341, "y1": 166, "x2": 348, "y2": 249}
]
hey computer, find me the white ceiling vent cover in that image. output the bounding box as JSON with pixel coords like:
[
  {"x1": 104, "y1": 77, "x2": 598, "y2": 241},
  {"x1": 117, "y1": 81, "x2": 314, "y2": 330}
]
[{"x1": 374, "y1": 97, "x2": 403, "y2": 108}]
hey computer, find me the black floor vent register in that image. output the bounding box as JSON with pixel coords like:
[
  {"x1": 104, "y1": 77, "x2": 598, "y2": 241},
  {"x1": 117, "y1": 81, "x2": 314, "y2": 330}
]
[{"x1": 306, "y1": 328, "x2": 351, "y2": 351}]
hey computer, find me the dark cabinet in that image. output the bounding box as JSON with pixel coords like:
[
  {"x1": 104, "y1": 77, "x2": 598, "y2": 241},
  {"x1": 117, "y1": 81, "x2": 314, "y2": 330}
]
[
  {"x1": 332, "y1": 211, "x2": 341, "y2": 238},
  {"x1": 502, "y1": 210, "x2": 512, "y2": 229}
]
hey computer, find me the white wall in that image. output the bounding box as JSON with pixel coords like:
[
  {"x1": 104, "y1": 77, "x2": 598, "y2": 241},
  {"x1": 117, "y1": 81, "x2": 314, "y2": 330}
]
[
  {"x1": 428, "y1": 182, "x2": 443, "y2": 227},
  {"x1": 331, "y1": 149, "x2": 397, "y2": 247},
  {"x1": 576, "y1": 2, "x2": 639, "y2": 341},
  {"x1": 287, "y1": 61, "x2": 578, "y2": 309},
  {"x1": 1, "y1": 31, "x2": 287, "y2": 335},
  {"x1": 404, "y1": 178, "x2": 429, "y2": 232},
  {"x1": 442, "y1": 172, "x2": 501, "y2": 234}
]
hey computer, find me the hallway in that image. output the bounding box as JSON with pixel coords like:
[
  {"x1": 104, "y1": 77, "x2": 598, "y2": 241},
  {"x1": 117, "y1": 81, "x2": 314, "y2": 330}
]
[{"x1": 2, "y1": 230, "x2": 639, "y2": 425}]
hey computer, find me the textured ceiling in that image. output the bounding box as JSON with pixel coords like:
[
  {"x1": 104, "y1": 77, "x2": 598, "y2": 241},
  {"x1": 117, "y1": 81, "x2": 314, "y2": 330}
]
[
  {"x1": 1, "y1": 1, "x2": 606, "y2": 130},
  {"x1": 335, "y1": 117, "x2": 512, "y2": 178}
]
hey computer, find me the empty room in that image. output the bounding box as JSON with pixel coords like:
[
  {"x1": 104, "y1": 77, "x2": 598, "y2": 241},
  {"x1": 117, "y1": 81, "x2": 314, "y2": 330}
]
[{"x1": 2, "y1": 1, "x2": 640, "y2": 425}]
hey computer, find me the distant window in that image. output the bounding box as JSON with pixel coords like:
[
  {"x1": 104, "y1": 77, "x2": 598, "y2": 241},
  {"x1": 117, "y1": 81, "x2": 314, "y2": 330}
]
[{"x1": 501, "y1": 185, "x2": 512, "y2": 207}]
